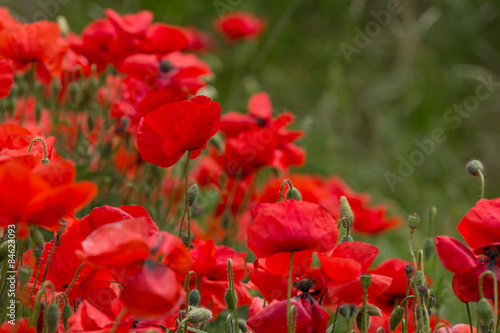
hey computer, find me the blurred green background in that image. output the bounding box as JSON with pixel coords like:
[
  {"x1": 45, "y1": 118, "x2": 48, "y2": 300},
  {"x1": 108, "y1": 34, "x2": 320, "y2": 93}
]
[{"x1": 4, "y1": 0, "x2": 500, "y2": 325}]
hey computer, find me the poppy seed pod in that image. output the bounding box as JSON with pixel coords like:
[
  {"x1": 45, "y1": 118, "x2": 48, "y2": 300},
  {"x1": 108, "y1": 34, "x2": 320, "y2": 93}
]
[
  {"x1": 466, "y1": 159, "x2": 484, "y2": 177},
  {"x1": 186, "y1": 307, "x2": 213, "y2": 324},
  {"x1": 360, "y1": 274, "x2": 371, "y2": 290},
  {"x1": 341, "y1": 235, "x2": 353, "y2": 242},
  {"x1": 188, "y1": 183, "x2": 199, "y2": 207},
  {"x1": 286, "y1": 187, "x2": 302, "y2": 201},
  {"x1": 408, "y1": 213, "x2": 420, "y2": 230},
  {"x1": 389, "y1": 306, "x2": 404, "y2": 331},
  {"x1": 41, "y1": 157, "x2": 50, "y2": 164}
]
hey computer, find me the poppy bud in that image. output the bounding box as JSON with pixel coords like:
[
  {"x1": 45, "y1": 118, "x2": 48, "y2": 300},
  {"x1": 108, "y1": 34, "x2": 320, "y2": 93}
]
[
  {"x1": 417, "y1": 285, "x2": 428, "y2": 299},
  {"x1": 30, "y1": 228, "x2": 45, "y2": 258},
  {"x1": 286, "y1": 187, "x2": 302, "y2": 201},
  {"x1": 227, "y1": 314, "x2": 237, "y2": 333},
  {"x1": 428, "y1": 294, "x2": 437, "y2": 309},
  {"x1": 224, "y1": 288, "x2": 236, "y2": 312},
  {"x1": 478, "y1": 297, "x2": 493, "y2": 325},
  {"x1": 45, "y1": 303, "x2": 60, "y2": 333},
  {"x1": 408, "y1": 213, "x2": 420, "y2": 230},
  {"x1": 0, "y1": 241, "x2": 8, "y2": 262},
  {"x1": 360, "y1": 274, "x2": 371, "y2": 290},
  {"x1": 340, "y1": 196, "x2": 354, "y2": 225},
  {"x1": 62, "y1": 303, "x2": 72, "y2": 331},
  {"x1": 339, "y1": 303, "x2": 357, "y2": 319},
  {"x1": 404, "y1": 264, "x2": 413, "y2": 279},
  {"x1": 466, "y1": 159, "x2": 484, "y2": 177},
  {"x1": 186, "y1": 307, "x2": 213, "y2": 324},
  {"x1": 238, "y1": 319, "x2": 248, "y2": 332},
  {"x1": 423, "y1": 237, "x2": 434, "y2": 260},
  {"x1": 41, "y1": 157, "x2": 50, "y2": 165},
  {"x1": 356, "y1": 309, "x2": 370, "y2": 332},
  {"x1": 389, "y1": 306, "x2": 404, "y2": 331},
  {"x1": 341, "y1": 235, "x2": 353, "y2": 242},
  {"x1": 188, "y1": 184, "x2": 199, "y2": 207},
  {"x1": 189, "y1": 289, "x2": 201, "y2": 307},
  {"x1": 57, "y1": 219, "x2": 66, "y2": 237},
  {"x1": 18, "y1": 266, "x2": 32, "y2": 287},
  {"x1": 414, "y1": 271, "x2": 426, "y2": 287},
  {"x1": 366, "y1": 304, "x2": 382, "y2": 316}
]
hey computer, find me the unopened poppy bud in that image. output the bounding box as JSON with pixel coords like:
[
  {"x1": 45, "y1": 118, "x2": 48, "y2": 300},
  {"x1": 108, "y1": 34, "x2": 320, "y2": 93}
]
[
  {"x1": 224, "y1": 288, "x2": 236, "y2": 312},
  {"x1": 62, "y1": 303, "x2": 72, "y2": 331},
  {"x1": 408, "y1": 213, "x2": 420, "y2": 230},
  {"x1": 360, "y1": 274, "x2": 371, "y2": 290},
  {"x1": 428, "y1": 294, "x2": 437, "y2": 309},
  {"x1": 414, "y1": 271, "x2": 426, "y2": 287},
  {"x1": 389, "y1": 306, "x2": 404, "y2": 331},
  {"x1": 57, "y1": 219, "x2": 66, "y2": 237},
  {"x1": 41, "y1": 157, "x2": 50, "y2": 165},
  {"x1": 0, "y1": 241, "x2": 8, "y2": 262},
  {"x1": 30, "y1": 228, "x2": 45, "y2": 258},
  {"x1": 339, "y1": 303, "x2": 357, "y2": 319},
  {"x1": 18, "y1": 266, "x2": 32, "y2": 286},
  {"x1": 189, "y1": 289, "x2": 201, "y2": 307},
  {"x1": 366, "y1": 304, "x2": 382, "y2": 316},
  {"x1": 340, "y1": 196, "x2": 354, "y2": 225},
  {"x1": 45, "y1": 303, "x2": 60, "y2": 333},
  {"x1": 33, "y1": 245, "x2": 44, "y2": 259},
  {"x1": 478, "y1": 297, "x2": 493, "y2": 324},
  {"x1": 286, "y1": 187, "x2": 302, "y2": 201},
  {"x1": 417, "y1": 285, "x2": 428, "y2": 298},
  {"x1": 404, "y1": 264, "x2": 413, "y2": 279},
  {"x1": 466, "y1": 159, "x2": 484, "y2": 177},
  {"x1": 341, "y1": 235, "x2": 353, "y2": 242},
  {"x1": 238, "y1": 319, "x2": 248, "y2": 332},
  {"x1": 355, "y1": 309, "x2": 370, "y2": 332},
  {"x1": 188, "y1": 184, "x2": 199, "y2": 207},
  {"x1": 186, "y1": 307, "x2": 213, "y2": 324},
  {"x1": 423, "y1": 237, "x2": 434, "y2": 260}
]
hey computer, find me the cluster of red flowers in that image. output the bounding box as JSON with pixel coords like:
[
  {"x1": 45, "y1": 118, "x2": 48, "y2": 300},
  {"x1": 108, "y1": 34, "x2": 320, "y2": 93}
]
[{"x1": 0, "y1": 5, "x2": 495, "y2": 333}]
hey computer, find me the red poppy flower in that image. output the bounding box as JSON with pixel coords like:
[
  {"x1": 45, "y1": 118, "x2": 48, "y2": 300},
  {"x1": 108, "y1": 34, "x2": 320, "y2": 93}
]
[
  {"x1": 457, "y1": 198, "x2": 500, "y2": 252},
  {"x1": 0, "y1": 58, "x2": 13, "y2": 99},
  {"x1": 0, "y1": 161, "x2": 97, "y2": 231},
  {"x1": 190, "y1": 239, "x2": 252, "y2": 317},
  {"x1": 215, "y1": 11, "x2": 266, "y2": 42},
  {"x1": 0, "y1": 318, "x2": 36, "y2": 333},
  {"x1": 247, "y1": 251, "x2": 326, "y2": 302},
  {"x1": 246, "y1": 296, "x2": 329, "y2": 333},
  {"x1": 114, "y1": 262, "x2": 185, "y2": 320},
  {"x1": 104, "y1": 9, "x2": 153, "y2": 36},
  {"x1": 137, "y1": 95, "x2": 221, "y2": 167},
  {"x1": 435, "y1": 235, "x2": 500, "y2": 303},
  {"x1": 318, "y1": 241, "x2": 392, "y2": 305},
  {"x1": 0, "y1": 21, "x2": 68, "y2": 83},
  {"x1": 248, "y1": 200, "x2": 338, "y2": 258}
]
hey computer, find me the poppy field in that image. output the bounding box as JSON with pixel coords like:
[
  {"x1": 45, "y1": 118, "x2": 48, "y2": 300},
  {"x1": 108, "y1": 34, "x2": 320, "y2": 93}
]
[{"x1": 0, "y1": 1, "x2": 499, "y2": 332}]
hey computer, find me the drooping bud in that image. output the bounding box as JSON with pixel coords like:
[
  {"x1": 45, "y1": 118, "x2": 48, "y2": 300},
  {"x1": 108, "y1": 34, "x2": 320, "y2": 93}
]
[
  {"x1": 188, "y1": 183, "x2": 199, "y2": 207},
  {"x1": 466, "y1": 159, "x2": 484, "y2": 177},
  {"x1": 404, "y1": 264, "x2": 414, "y2": 279},
  {"x1": 366, "y1": 304, "x2": 382, "y2": 316},
  {"x1": 286, "y1": 187, "x2": 302, "y2": 201},
  {"x1": 355, "y1": 309, "x2": 369, "y2": 332},
  {"x1": 408, "y1": 213, "x2": 420, "y2": 231},
  {"x1": 186, "y1": 307, "x2": 213, "y2": 324},
  {"x1": 62, "y1": 303, "x2": 73, "y2": 331},
  {"x1": 18, "y1": 266, "x2": 33, "y2": 286},
  {"x1": 360, "y1": 274, "x2": 371, "y2": 290},
  {"x1": 41, "y1": 158, "x2": 50, "y2": 165},
  {"x1": 45, "y1": 303, "x2": 60, "y2": 333},
  {"x1": 224, "y1": 288, "x2": 236, "y2": 312},
  {"x1": 341, "y1": 235, "x2": 353, "y2": 242},
  {"x1": 389, "y1": 306, "x2": 404, "y2": 331},
  {"x1": 339, "y1": 304, "x2": 357, "y2": 319},
  {"x1": 57, "y1": 218, "x2": 66, "y2": 237},
  {"x1": 478, "y1": 297, "x2": 493, "y2": 325},
  {"x1": 423, "y1": 237, "x2": 434, "y2": 260},
  {"x1": 189, "y1": 289, "x2": 201, "y2": 307},
  {"x1": 238, "y1": 319, "x2": 248, "y2": 332},
  {"x1": 30, "y1": 228, "x2": 45, "y2": 259},
  {"x1": 340, "y1": 196, "x2": 354, "y2": 226}
]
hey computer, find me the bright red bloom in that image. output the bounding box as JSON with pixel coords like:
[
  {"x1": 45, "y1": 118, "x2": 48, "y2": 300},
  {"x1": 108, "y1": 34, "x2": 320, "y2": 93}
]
[
  {"x1": 435, "y1": 235, "x2": 500, "y2": 303},
  {"x1": 0, "y1": 21, "x2": 67, "y2": 83},
  {"x1": 190, "y1": 239, "x2": 252, "y2": 318},
  {"x1": 0, "y1": 59, "x2": 13, "y2": 99},
  {"x1": 215, "y1": 11, "x2": 266, "y2": 42},
  {"x1": 457, "y1": 198, "x2": 500, "y2": 252},
  {"x1": 318, "y1": 241, "x2": 392, "y2": 305},
  {"x1": 248, "y1": 200, "x2": 338, "y2": 258},
  {"x1": 0, "y1": 318, "x2": 36, "y2": 333},
  {"x1": 247, "y1": 296, "x2": 329, "y2": 333},
  {"x1": 0, "y1": 161, "x2": 97, "y2": 231},
  {"x1": 436, "y1": 324, "x2": 477, "y2": 333},
  {"x1": 137, "y1": 95, "x2": 221, "y2": 167}
]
